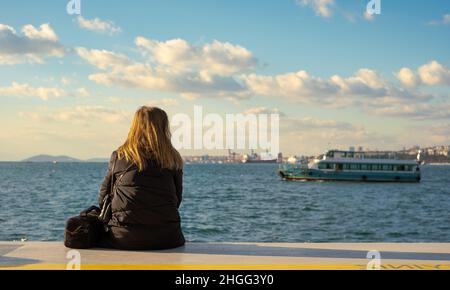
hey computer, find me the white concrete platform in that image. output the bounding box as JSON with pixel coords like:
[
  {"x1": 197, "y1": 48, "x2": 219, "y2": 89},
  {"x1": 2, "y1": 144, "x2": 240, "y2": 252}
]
[{"x1": 1, "y1": 242, "x2": 450, "y2": 270}]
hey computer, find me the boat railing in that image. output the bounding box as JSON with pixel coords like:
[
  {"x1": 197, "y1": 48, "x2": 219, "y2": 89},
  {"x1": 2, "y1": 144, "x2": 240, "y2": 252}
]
[{"x1": 279, "y1": 162, "x2": 308, "y2": 171}]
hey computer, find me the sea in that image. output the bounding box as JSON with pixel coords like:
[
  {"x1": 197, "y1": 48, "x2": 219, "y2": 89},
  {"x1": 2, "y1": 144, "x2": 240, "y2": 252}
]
[{"x1": 0, "y1": 162, "x2": 449, "y2": 242}]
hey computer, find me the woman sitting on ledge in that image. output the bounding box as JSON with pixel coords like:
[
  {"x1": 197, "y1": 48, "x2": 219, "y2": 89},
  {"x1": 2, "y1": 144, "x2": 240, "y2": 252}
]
[{"x1": 98, "y1": 106, "x2": 185, "y2": 250}]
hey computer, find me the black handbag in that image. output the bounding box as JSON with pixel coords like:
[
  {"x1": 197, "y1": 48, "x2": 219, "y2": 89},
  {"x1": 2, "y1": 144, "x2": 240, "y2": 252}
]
[{"x1": 64, "y1": 206, "x2": 103, "y2": 249}]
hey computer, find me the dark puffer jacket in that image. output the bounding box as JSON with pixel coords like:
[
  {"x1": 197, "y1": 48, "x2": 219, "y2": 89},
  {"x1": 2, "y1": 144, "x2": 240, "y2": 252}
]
[{"x1": 98, "y1": 151, "x2": 185, "y2": 250}]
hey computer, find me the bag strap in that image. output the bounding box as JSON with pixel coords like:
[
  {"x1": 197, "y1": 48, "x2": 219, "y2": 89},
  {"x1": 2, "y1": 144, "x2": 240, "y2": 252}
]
[
  {"x1": 112, "y1": 164, "x2": 133, "y2": 191},
  {"x1": 110, "y1": 154, "x2": 133, "y2": 197},
  {"x1": 109, "y1": 153, "x2": 117, "y2": 197}
]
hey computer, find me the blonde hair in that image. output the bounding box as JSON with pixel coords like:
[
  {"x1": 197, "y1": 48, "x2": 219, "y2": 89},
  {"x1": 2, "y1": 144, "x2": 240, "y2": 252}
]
[{"x1": 117, "y1": 106, "x2": 183, "y2": 171}]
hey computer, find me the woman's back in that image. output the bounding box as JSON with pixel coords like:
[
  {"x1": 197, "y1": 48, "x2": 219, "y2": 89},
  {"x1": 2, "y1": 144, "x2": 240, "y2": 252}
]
[{"x1": 98, "y1": 151, "x2": 185, "y2": 250}]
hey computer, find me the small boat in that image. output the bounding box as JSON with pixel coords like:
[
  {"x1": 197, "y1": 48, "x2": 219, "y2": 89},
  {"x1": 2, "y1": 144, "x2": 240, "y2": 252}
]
[{"x1": 279, "y1": 150, "x2": 421, "y2": 182}]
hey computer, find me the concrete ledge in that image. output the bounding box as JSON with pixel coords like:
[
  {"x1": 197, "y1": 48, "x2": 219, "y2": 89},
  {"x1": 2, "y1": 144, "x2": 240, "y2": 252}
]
[{"x1": 1, "y1": 242, "x2": 450, "y2": 270}]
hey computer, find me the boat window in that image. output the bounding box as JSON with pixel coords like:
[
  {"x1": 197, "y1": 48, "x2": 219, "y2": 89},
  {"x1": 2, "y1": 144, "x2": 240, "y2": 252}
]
[
  {"x1": 382, "y1": 165, "x2": 393, "y2": 171},
  {"x1": 361, "y1": 164, "x2": 369, "y2": 170},
  {"x1": 326, "y1": 163, "x2": 334, "y2": 169},
  {"x1": 343, "y1": 164, "x2": 351, "y2": 170},
  {"x1": 396, "y1": 165, "x2": 405, "y2": 171},
  {"x1": 336, "y1": 163, "x2": 343, "y2": 171},
  {"x1": 371, "y1": 164, "x2": 380, "y2": 171},
  {"x1": 318, "y1": 163, "x2": 327, "y2": 170},
  {"x1": 350, "y1": 163, "x2": 359, "y2": 170}
]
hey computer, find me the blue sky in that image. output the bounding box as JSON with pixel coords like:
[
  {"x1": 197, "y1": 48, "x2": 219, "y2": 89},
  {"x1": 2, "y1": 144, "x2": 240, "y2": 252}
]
[{"x1": 0, "y1": 0, "x2": 449, "y2": 160}]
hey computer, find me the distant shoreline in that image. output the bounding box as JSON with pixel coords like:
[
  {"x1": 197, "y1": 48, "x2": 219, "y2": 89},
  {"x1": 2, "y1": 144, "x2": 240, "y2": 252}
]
[
  {"x1": 1, "y1": 161, "x2": 450, "y2": 166},
  {"x1": 7, "y1": 147, "x2": 450, "y2": 164}
]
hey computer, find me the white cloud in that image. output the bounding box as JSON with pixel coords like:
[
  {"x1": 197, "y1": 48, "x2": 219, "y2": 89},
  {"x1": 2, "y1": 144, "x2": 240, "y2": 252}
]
[
  {"x1": 282, "y1": 117, "x2": 356, "y2": 131},
  {"x1": 428, "y1": 14, "x2": 450, "y2": 26},
  {"x1": 76, "y1": 39, "x2": 250, "y2": 99},
  {"x1": 396, "y1": 61, "x2": 450, "y2": 87},
  {"x1": 243, "y1": 70, "x2": 339, "y2": 103},
  {"x1": 296, "y1": 0, "x2": 335, "y2": 18},
  {"x1": 76, "y1": 37, "x2": 447, "y2": 121},
  {"x1": 243, "y1": 66, "x2": 438, "y2": 119},
  {"x1": 147, "y1": 98, "x2": 180, "y2": 107},
  {"x1": 22, "y1": 23, "x2": 59, "y2": 41},
  {"x1": 0, "y1": 82, "x2": 65, "y2": 100},
  {"x1": 426, "y1": 123, "x2": 450, "y2": 144},
  {"x1": 135, "y1": 37, "x2": 258, "y2": 75},
  {"x1": 19, "y1": 106, "x2": 131, "y2": 124},
  {"x1": 369, "y1": 102, "x2": 450, "y2": 120},
  {"x1": 444, "y1": 14, "x2": 450, "y2": 24},
  {"x1": 77, "y1": 16, "x2": 121, "y2": 35},
  {"x1": 417, "y1": 61, "x2": 450, "y2": 86},
  {"x1": 243, "y1": 68, "x2": 392, "y2": 106},
  {"x1": 75, "y1": 47, "x2": 132, "y2": 69},
  {"x1": 0, "y1": 23, "x2": 64, "y2": 65},
  {"x1": 444, "y1": 14, "x2": 450, "y2": 23},
  {"x1": 297, "y1": 1, "x2": 378, "y2": 23},
  {"x1": 396, "y1": 67, "x2": 419, "y2": 88},
  {"x1": 243, "y1": 107, "x2": 284, "y2": 116},
  {"x1": 76, "y1": 87, "x2": 90, "y2": 97}
]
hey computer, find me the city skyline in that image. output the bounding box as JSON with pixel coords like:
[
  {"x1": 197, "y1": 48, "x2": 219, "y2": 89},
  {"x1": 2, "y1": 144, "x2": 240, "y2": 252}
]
[
  {"x1": 1, "y1": 0, "x2": 450, "y2": 161},
  {"x1": 16, "y1": 144, "x2": 450, "y2": 161}
]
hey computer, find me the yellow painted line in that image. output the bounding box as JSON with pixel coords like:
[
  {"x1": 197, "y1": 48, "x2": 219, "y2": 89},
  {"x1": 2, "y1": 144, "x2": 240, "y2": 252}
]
[
  {"x1": 1, "y1": 264, "x2": 450, "y2": 270},
  {"x1": 0, "y1": 264, "x2": 365, "y2": 270},
  {"x1": 82, "y1": 264, "x2": 365, "y2": 270}
]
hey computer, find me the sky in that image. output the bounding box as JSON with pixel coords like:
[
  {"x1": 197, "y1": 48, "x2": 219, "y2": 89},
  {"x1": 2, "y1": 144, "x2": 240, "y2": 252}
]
[{"x1": 0, "y1": 0, "x2": 449, "y2": 160}]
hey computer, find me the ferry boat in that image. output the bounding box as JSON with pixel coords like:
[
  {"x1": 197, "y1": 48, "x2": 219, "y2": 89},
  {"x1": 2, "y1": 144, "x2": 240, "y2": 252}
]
[{"x1": 279, "y1": 150, "x2": 421, "y2": 182}]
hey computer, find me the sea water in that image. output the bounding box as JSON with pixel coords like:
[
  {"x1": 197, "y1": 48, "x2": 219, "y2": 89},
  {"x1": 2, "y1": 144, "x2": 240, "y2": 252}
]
[{"x1": 0, "y1": 163, "x2": 449, "y2": 242}]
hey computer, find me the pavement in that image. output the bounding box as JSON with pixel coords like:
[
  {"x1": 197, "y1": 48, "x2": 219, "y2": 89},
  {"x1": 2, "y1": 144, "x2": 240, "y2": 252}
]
[{"x1": 1, "y1": 242, "x2": 449, "y2": 270}]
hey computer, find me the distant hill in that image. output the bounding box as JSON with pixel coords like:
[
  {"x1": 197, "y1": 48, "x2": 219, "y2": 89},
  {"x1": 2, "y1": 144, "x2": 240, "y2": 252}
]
[
  {"x1": 22, "y1": 155, "x2": 83, "y2": 163},
  {"x1": 22, "y1": 155, "x2": 110, "y2": 163}
]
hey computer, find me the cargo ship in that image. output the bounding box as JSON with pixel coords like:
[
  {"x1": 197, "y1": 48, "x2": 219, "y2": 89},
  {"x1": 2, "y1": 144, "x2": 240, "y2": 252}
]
[
  {"x1": 242, "y1": 151, "x2": 281, "y2": 164},
  {"x1": 279, "y1": 150, "x2": 421, "y2": 182}
]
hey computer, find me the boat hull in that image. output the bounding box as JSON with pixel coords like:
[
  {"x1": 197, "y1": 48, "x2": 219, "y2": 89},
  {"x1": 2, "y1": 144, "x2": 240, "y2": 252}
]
[{"x1": 279, "y1": 169, "x2": 421, "y2": 183}]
